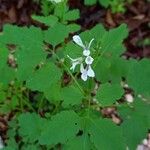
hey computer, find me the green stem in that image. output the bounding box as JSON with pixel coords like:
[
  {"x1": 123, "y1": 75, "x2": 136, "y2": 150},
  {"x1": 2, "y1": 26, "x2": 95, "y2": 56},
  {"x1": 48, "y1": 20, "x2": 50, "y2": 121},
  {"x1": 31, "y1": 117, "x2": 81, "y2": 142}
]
[
  {"x1": 51, "y1": 50, "x2": 85, "y2": 96},
  {"x1": 38, "y1": 94, "x2": 45, "y2": 112}
]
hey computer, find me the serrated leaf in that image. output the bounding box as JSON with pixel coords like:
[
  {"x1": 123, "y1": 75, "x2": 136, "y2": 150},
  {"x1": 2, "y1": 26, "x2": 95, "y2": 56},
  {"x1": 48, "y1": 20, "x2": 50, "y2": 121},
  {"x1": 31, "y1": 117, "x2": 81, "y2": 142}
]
[
  {"x1": 26, "y1": 62, "x2": 61, "y2": 93},
  {"x1": 0, "y1": 66, "x2": 15, "y2": 85},
  {"x1": 127, "y1": 59, "x2": 150, "y2": 97},
  {"x1": 0, "y1": 25, "x2": 46, "y2": 81},
  {"x1": 90, "y1": 24, "x2": 106, "y2": 41},
  {"x1": 32, "y1": 15, "x2": 58, "y2": 27},
  {"x1": 119, "y1": 99, "x2": 150, "y2": 150},
  {"x1": 89, "y1": 119, "x2": 126, "y2": 150},
  {"x1": 61, "y1": 85, "x2": 83, "y2": 107},
  {"x1": 96, "y1": 83, "x2": 124, "y2": 106},
  {"x1": 0, "y1": 25, "x2": 43, "y2": 48},
  {"x1": 63, "y1": 9, "x2": 80, "y2": 21},
  {"x1": 18, "y1": 113, "x2": 46, "y2": 142},
  {"x1": 54, "y1": 2, "x2": 68, "y2": 19},
  {"x1": 79, "y1": 113, "x2": 126, "y2": 150},
  {"x1": 101, "y1": 24, "x2": 128, "y2": 56},
  {"x1": 39, "y1": 111, "x2": 80, "y2": 145},
  {"x1": 44, "y1": 23, "x2": 69, "y2": 47},
  {"x1": 64, "y1": 133, "x2": 94, "y2": 150},
  {"x1": 67, "y1": 23, "x2": 81, "y2": 33},
  {"x1": 45, "y1": 83, "x2": 61, "y2": 102},
  {"x1": 16, "y1": 46, "x2": 46, "y2": 81},
  {"x1": 0, "y1": 45, "x2": 15, "y2": 85},
  {"x1": 95, "y1": 56, "x2": 129, "y2": 83}
]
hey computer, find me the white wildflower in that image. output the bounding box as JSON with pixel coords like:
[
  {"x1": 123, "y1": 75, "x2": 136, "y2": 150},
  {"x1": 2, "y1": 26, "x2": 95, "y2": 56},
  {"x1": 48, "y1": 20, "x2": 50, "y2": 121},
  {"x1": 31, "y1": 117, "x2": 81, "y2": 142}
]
[
  {"x1": 67, "y1": 35, "x2": 95, "y2": 81},
  {"x1": 73, "y1": 35, "x2": 94, "y2": 56},
  {"x1": 85, "y1": 56, "x2": 94, "y2": 65},
  {"x1": 81, "y1": 65, "x2": 95, "y2": 81},
  {"x1": 67, "y1": 55, "x2": 83, "y2": 71}
]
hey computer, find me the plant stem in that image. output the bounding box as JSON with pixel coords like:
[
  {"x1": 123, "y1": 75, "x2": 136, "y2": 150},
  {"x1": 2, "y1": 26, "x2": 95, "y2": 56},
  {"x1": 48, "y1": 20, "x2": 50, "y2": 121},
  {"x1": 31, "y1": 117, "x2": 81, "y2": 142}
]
[
  {"x1": 51, "y1": 50, "x2": 85, "y2": 96},
  {"x1": 38, "y1": 94, "x2": 45, "y2": 113}
]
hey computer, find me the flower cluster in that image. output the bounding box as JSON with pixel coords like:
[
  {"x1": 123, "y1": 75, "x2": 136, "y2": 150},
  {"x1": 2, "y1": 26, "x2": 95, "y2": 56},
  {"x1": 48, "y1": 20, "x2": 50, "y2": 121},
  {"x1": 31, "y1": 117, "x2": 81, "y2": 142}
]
[{"x1": 67, "y1": 35, "x2": 95, "y2": 81}]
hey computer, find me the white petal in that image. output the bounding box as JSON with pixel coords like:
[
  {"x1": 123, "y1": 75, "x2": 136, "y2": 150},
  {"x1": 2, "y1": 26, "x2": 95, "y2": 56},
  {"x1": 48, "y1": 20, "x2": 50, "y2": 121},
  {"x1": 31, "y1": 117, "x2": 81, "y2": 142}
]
[
  {"x1": 87, "y1": 66, "x2": 95, "y2": 77},
  {"x1": 70, "y1": 63, "x2": 76, "y2": 71},
  {"x1": 88, "y1": 38, "x2": 94, "y2": 49},
  {"x1": 67, "y1": 55, "x2": 83, "y2": 63},
  {"x1": 70, "y1": 61, "x2": 80, "y2": 71},
  {"x1": 81, "y1": 70, "x2": 88, "y2": 81},
  {"x1": 85, "y1": 56, "x2": 94, "y2": 65},
  {"x1": 73, "y1": 35, "x2": 85, "y2": 49},
  {"x1": 83, "y1": 50, "x2": 90, "y2": 56},
  {"x1": 80, "y1": 63, "x2": 84, "y2": 73}
]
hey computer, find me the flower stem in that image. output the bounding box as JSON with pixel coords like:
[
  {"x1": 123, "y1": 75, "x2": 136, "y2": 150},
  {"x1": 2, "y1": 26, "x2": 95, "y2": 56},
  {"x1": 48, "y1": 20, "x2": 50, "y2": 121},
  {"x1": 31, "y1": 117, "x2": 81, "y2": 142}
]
[{"x1": 51, "y1": 49, "x2": 85, "y2": 96}]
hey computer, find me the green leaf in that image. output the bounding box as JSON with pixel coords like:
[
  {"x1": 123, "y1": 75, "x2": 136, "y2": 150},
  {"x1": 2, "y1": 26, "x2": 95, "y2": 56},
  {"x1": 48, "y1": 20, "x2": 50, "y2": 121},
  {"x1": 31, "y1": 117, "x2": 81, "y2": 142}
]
[
  {"x1": 26, "y1": 62, "x2": 62, "y2": 93},
  {"x1": 61, "y1": 85, "x2": 83, "y2": 107},
  {"x1": 96, "y1": 83, "x2": 124, "y2": 106},
  {"x1": 0, "y1": 25, "x2": 46, "y2": 81},
  {"x1": 119, "y1": 99, "x2": 150, "y2": 150},
  {"x1": 0, "y1": 25, "x2": 44, "y2": 48},
  {"x1": 90, "y1": 24, "x2": 106, "y2": 41},
  {"x1": 44, "y1": 23, "x2": 69, "y2": 47},
  {"x1": 32, "y1": 15, "x2": 58, "y2": 27},
  {"x1": 0, "y1": 45, "x2": 8, "y2": 69},
  {"x1": 67, "y1": 23, "x2": 81, "y2": 33},
  {"x1": 54, "y1": 2, "x2": 68, "y2": 19},
  {"x1": 95, "y1": 56, "x2": 129, "y2": 83},
  {"x1": 64, "y1": 133, "x2": 94, "y2": 150},
  {"x1": 89, "y1": 119, "x2": 126, "y2": 150},
  {"x1": 45, "y1": 83, "x2": 62, "y2": 102},
  {"x1": 39, "y1": 111, "x2": 80, "y2": 145},
  {"x1": 100, "y1": 24, "x2": 128, "y2": 56},
  {"x1": 79, "y1": 113, "x2": 126, "y2": 150},
  {"x1": 18, "y1": 113, "x2": 46, "y2": 142},
  {"x1": 3, "y1": 138, "x2": 18, "y2": 150},
  {"x1": 22, "y1": 144, "x2": 40, "y2": 150},
  {"x1": 65, "y1": 42, "x2": 82, "y2": 58},
  {"x1": 84, "y1": 0, "x2": 97, "y2": 5},
  {"x1": 127, "y1": 59, "x2": 150, "y2": 98},
  {"x1": 0, "y1": 45, "x2": 15, "y2": 85},
  {"x1": 63, "y1": 9, "x2": 80, "y2": 21},
  {"x1": 98, "y1": 0, "x2": 110, "y2": 7},
  {"x1": 0, "y1": 66, "x2": 15, "y2": 85}
]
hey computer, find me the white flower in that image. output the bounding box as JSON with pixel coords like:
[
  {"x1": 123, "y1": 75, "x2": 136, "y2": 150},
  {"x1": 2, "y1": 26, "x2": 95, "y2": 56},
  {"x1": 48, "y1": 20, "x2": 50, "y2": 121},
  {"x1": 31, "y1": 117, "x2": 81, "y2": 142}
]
[
  {"x1": 67, "y1": 55, "x2": 82, "y2": 71},
  {"x1": 85, "y1": 56, "x2": 94, "y2": 65},
  {"x1": 73, "y1": 35, "x2": 94, "y2": 56},
  {"x1": 80, "y1": 65, "x2": 95, "y2": 81},
  {"x1": 67, "y1": 35, "x2": 95, "y2": 81}
]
